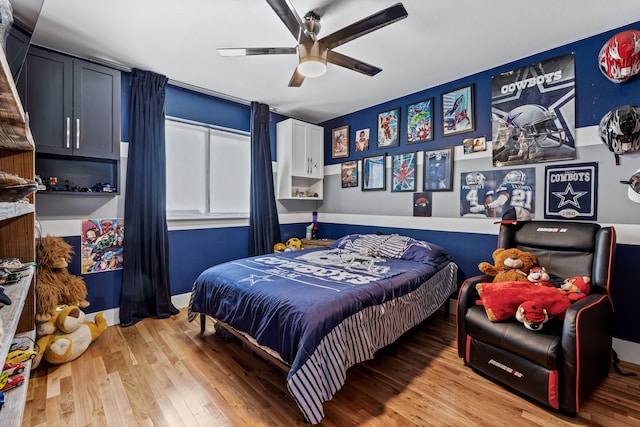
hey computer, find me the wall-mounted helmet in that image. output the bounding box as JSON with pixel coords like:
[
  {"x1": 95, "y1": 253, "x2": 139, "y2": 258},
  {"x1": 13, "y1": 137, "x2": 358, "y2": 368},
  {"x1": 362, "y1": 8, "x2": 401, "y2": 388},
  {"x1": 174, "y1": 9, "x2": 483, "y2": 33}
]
[
  {"x1": 598, "y1": 30, "x2": 640, "y2": 84},
  {"x1": 599, "y1": 105, "x2": 640, "y2": 164}
]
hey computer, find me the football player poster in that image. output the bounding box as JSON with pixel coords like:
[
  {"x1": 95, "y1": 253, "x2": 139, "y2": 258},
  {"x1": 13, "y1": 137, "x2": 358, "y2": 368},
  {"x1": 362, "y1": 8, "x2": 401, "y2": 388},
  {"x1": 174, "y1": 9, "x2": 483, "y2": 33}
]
[
  {"x1": 544, "y1": 162, "x2": 598, "y2": 220},
  {"x1": 491, "y1": 53, "x2": 576, "y2": 167},
  {"x1": 460, "y1": 167, "x2": 535, "y2": 218}
]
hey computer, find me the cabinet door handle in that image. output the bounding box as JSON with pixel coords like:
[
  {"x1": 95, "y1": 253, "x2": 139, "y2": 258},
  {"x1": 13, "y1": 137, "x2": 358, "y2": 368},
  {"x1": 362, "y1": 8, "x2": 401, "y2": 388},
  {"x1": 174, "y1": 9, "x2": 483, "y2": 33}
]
[
  {"x1": 66, "y1": 117, "x2": 70, "y2": 149},
  {"x1": 76, "y1": 118, "x2": 80, "y2": 150}
]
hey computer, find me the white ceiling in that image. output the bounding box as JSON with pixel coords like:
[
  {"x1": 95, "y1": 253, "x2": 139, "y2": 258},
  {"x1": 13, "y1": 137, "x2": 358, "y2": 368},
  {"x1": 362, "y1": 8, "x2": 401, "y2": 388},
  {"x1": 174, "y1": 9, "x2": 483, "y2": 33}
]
[{"x1": 10, "y1": 0, "x2": 640, "y2": 123}]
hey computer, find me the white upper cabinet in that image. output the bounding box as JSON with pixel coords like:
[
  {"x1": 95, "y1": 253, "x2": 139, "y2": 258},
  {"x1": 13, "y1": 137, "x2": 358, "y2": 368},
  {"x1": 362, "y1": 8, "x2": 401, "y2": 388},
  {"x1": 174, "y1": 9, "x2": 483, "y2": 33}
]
[{"x1": 277, "y1": 118, "x2": 324, "y2": 200}]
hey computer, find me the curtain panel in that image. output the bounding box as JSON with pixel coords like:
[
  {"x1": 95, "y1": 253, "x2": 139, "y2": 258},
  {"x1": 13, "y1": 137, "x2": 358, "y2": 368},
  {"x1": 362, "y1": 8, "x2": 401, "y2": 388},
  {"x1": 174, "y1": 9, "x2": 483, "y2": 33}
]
[{"x1": 120, "y1": 69, "x2": 178, "y2": 327}]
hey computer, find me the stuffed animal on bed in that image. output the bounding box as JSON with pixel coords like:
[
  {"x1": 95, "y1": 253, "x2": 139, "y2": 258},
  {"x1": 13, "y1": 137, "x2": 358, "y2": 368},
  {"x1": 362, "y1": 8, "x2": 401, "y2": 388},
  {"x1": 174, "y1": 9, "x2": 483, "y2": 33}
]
[{"x1": 478, "y1": 248, "x2": 538, "y2": 283}]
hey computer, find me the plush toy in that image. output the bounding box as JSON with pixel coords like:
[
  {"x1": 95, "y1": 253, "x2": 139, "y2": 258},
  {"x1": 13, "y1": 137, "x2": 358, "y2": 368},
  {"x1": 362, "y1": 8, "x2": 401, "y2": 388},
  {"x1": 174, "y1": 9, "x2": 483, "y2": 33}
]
[
  {"x1": 515, "y1": 301, "x2": 550, "y2": 331},
  {"x1": 478, "y1": 248, "x2": 538, "y2": 283},
  {"x1": 33, "y1": 304, "x2": 108, "y2": 369},
  {"x1": 36, "y1": 235, "x2": 90, "y2": 322},
  {"x1": 527, "y1": 266, "x2": 554, "y2": 287},
  {"x1": 476, "y1": 281, "x2": 572, "y2": 323},
  {"x1": 559, "y1": 276, "x2": 591, "y2": 301}
]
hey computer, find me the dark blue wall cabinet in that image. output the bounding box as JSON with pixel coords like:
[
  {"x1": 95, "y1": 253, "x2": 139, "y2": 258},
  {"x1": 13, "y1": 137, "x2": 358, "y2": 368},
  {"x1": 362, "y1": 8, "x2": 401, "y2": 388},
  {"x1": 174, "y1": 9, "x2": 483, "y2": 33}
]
[
  {"x1": 19, "y1": 46, "x2": 121, "y2": 193},
  {"x1": 20, "y1": 46, "x2": 121, "y2": 160}
]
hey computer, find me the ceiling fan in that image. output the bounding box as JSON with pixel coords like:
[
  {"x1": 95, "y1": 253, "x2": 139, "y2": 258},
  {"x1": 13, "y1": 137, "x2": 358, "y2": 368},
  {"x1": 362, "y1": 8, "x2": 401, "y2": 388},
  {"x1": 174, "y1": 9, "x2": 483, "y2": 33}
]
[{"x1": 217, "y1": 1, "x2": 408, "y2": 87}]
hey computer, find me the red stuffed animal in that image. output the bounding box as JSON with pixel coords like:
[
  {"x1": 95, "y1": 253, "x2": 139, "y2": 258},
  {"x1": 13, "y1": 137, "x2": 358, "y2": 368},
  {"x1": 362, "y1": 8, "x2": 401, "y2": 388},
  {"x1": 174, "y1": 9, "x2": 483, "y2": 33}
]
[
  {"x1": 476, "y1": 275, "x2": 592, "y2": 328},
  {"x1": 476, "y1": 281, "x2": 573, "y2": 323}
]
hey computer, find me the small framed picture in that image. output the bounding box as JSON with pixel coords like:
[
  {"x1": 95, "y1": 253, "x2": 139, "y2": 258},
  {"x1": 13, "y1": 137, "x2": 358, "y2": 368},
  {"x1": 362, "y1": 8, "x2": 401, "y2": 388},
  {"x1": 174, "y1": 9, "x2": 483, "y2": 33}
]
[
  {"x1": 362, "y1": 154, "x2": 386, "y2": 191},
  {"x1": 391, "y1": 152, "x2": 416, "y2": 192},
  {"x1": 424, "y1": 147, "x2": 454, "y2": 191},
  {"x1": 413, "y1": 192, "x2": 432, "y2": 217},
  {"x1": 463, "y1": 136, "x2": 487, "y2": 154},
  {"x1": 377, "y1": 108, "x2": 400, "y2": 148},
  {"x1": 441, "y1": 84, "x2": 475, "y2": 137},
  {"x1": 341, "y1": 161, "x2": 358, "y2": 188},
  {"x1": 332, "y1": 125, "x2": 349, "y2": 159},
  {"x1": 407, "y1": 98, "x2": 433, "y2": 143},
  {"x1": 355, "y1": 128, "x2": 370, "y2": 152}
]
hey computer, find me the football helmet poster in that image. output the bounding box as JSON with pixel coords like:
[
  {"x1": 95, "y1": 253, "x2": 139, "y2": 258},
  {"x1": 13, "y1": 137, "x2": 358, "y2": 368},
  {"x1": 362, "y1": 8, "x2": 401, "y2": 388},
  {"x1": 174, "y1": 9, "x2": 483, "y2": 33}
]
[
  {"x1": 460, "y1": 168, "x2": 535, "y2": 218},
  {"x1": 491, "y1": 53, "x2": 576, "y2": 167}
]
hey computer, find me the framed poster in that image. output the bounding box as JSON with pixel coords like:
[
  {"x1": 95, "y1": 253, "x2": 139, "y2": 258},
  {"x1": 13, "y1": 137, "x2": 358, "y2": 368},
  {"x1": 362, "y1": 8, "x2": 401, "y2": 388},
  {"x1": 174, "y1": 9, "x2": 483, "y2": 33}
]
[
  {"x1": 459, "y1": 167, "x2": 536, "y2": 218},
  {"x1": 355, "y1": 128, "x2": 370, "y2": 152},
  {"x1": 362, "y1": 154, "x2": 386, "y2": 191},
  {"x1": 407, "y1": 98, "x2": 433, "y2": 143},
  {"x1": 341, "y1": 161, "x2": 358, "y2": 188},
  {"x1": 545, "y1": 162, "x2": 597, "y2": 220},
  {"x1": 391, "y1": 152, "x2": 416, "y2": 192},
  {"x1": 377, "y1": 108, "x2": 400, "y2": 148},
  {"x1": 463, "y1": 136, "x2": 486, "y2": 154},
  {"x1": 423, "y1": 147, "x2": 453, "y2": 191},
  {"x1": 491, "y1": 53, "x2": 576, "y2": 167},
  {"x1": 332, "y1": 125, "x2": 349, "y2": 159},
  {"x1": 441, "y1": 84, "x2": 474, "y2": 136},
  {"x1": 413, "y1": 192, "x2": 432, "y2": 217},
  {"x1": 81, "y1": 218, "x2": 124, "y2": 274}
]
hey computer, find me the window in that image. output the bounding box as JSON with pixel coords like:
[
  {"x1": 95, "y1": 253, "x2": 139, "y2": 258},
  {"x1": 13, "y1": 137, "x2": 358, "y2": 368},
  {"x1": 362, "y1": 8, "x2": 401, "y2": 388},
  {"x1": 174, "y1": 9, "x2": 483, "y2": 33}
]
[{"x1": 165, "y1": 118, "x2": 250, "y2": 219}]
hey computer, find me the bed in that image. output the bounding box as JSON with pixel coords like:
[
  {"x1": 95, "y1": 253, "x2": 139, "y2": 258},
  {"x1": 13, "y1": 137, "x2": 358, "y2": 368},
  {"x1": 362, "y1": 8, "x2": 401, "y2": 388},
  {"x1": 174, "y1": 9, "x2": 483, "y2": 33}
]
[{"x1": 187, "y1": 233, "x2": 458, "y2": 424}]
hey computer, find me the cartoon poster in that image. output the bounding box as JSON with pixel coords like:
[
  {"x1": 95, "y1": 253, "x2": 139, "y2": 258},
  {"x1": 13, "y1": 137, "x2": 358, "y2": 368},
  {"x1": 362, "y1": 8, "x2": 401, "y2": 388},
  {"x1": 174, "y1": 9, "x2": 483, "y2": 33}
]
[
  {"x1": 491, "y1": 53, "x2": 576, "y2": 167},
  {"x1": 81, "y1": 218, "x2": 124, "y2": 274},
  {"x1": 545, "y1": 162, "x2": 598, "y2": 220},
  {"x1": 460, "y1": 167, "x2": 536, "y2": 218}
]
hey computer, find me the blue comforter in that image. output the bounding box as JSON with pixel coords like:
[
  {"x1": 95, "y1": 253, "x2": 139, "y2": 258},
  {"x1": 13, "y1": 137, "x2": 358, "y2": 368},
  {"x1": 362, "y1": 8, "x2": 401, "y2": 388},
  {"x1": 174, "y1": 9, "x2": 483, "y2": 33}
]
[{"x1": 189, "y1": 242, "x2": 452, "y2": 376}]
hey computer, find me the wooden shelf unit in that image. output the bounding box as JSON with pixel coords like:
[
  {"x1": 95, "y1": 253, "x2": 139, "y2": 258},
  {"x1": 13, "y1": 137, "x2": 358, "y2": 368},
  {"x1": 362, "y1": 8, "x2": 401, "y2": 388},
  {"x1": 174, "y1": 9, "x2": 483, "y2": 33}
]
[{"x1": 0, "y1": 39, "x2": 37, "y2": 426}]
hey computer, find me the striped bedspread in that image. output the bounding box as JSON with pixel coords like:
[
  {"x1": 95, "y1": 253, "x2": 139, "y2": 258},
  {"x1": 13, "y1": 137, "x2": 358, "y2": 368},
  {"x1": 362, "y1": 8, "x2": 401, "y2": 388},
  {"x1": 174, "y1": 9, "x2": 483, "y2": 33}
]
[{"x1": 188, "y1": 236, "x2": 457, "y2": 424}]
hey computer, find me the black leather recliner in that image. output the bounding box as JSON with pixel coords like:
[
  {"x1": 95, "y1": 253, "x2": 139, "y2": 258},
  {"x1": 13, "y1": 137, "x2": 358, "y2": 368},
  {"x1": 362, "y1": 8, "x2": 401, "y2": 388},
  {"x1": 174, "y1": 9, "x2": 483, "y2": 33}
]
[{"x1": 456, "y1": 220, "x2": 616, "y2": 415}]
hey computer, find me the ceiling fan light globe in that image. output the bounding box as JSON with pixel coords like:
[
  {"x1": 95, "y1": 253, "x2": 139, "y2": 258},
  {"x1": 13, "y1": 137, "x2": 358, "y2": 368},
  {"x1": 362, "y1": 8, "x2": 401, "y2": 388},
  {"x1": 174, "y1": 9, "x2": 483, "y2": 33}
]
[
  {"x1": 297, "y1": 40, "x2": 328, "y2": 77},
  {"x1": 298, "y1": 59, "x2": 327, "y2": 77}
]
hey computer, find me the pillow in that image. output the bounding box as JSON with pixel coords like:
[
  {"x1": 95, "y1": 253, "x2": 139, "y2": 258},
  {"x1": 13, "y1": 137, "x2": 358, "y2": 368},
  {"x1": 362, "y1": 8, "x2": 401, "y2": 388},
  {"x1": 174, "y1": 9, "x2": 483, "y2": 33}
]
[{"x1": 331, "y1": 233, "x2": 451, "y2": 264}]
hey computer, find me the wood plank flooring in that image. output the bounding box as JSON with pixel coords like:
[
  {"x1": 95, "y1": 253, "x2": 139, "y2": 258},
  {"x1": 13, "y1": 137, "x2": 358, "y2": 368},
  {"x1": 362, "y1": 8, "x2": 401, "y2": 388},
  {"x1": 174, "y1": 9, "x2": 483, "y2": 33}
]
[{"x1": 20, "y1": 308, "x2": 640, "y2": 426}]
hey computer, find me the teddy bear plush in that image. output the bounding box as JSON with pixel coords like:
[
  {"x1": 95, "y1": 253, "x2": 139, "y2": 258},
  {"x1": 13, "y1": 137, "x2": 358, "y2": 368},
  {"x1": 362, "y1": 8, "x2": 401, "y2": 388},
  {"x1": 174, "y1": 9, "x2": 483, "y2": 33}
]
[
  {"x1": 478, "y1": 248, "x2": 538, "y2": 283},
  {"x1": 36, "y1": 235, "x2": 90, "y2": 322},
  {"x1": 32, "y1": 304, "x2": 108, "y2": 369}
]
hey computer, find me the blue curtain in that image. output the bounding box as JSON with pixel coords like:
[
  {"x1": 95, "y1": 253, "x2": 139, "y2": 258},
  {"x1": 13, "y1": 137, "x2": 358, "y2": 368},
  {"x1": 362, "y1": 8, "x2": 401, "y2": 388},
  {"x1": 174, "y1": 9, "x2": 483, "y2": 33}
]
[
  {"x1": 249, "y1": 102, "x2": 281, "y2": 255},
  {"x1": 120, "y1": 69, "x2": 178, "y2": 327}
]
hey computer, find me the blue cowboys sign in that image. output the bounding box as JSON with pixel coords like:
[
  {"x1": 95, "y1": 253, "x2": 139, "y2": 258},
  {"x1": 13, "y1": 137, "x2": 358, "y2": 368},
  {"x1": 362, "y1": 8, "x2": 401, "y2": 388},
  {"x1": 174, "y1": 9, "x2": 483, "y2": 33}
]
[{"x1": 545, "y1": 162, "x2": 598, "y2": 220}]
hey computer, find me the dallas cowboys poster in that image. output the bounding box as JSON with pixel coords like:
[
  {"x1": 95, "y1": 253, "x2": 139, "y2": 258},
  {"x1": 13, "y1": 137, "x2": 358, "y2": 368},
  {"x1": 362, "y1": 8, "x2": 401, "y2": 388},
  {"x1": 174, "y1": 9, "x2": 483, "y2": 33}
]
[
  {"x1": 545, "y1": 162, "x2": 598, "y2": 220},
  {"x1": 491, "y1": 53, "x2": 576, "y2": 167}
]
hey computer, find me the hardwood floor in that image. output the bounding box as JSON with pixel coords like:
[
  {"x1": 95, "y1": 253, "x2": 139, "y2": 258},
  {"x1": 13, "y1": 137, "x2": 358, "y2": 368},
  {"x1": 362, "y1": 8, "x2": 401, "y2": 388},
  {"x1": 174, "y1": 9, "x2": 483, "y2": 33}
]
[{"x1": 22, "y1": 308, "x2": 640, "y2": 427}]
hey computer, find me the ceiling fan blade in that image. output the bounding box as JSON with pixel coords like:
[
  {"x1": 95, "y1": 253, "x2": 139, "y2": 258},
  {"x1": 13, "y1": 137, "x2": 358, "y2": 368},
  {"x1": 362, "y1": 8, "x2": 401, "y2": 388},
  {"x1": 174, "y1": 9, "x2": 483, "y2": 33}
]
[
  {"x1": 266, "y1": 0, "x2": 310, "y2": 42},
  {"x1": 327, "y1": 51, "x2": 382, "y2": 76},
  {"x1": 319, "y1": 2, "x2": 408, "y2": 50},
  {"x1": 288, "y1": 68, "x2": 305, "y2": 87},
  {"x1": 217, "y1": 47, "x2": 297, "y2": 56}
]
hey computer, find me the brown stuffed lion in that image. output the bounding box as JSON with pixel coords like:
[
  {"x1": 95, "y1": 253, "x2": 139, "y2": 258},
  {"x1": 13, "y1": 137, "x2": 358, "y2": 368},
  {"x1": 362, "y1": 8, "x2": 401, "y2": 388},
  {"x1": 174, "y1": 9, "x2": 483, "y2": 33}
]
[
  {"x1": 36, "y1": 236, "x2": 90, "y2": 322},
  {"x1": 478, "y1": 247, "x2": 538, "y2": 283}
]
